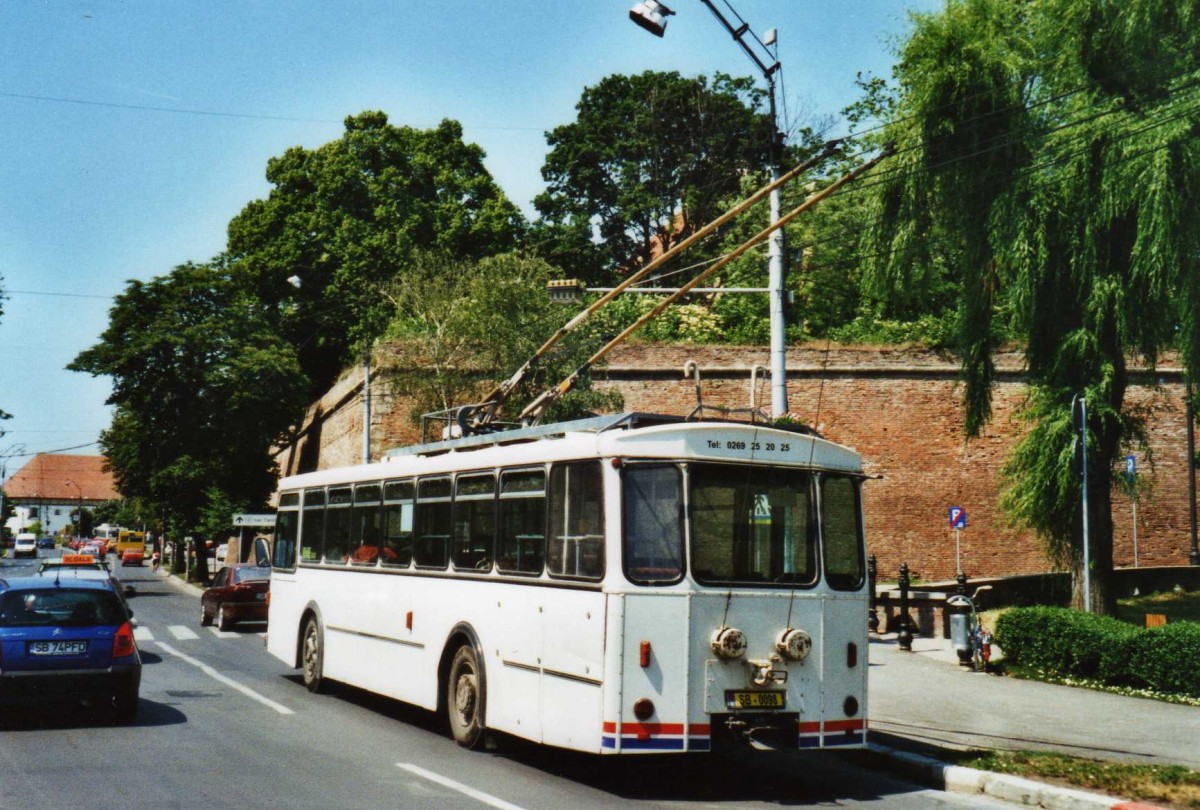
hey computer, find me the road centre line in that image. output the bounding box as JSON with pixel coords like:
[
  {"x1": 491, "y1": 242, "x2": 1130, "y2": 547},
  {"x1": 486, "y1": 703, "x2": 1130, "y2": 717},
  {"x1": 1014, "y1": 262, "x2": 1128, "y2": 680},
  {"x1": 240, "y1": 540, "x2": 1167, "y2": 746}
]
[
  {"x1": 156, "y1": 641, "x2": 294, "y2": 715},
  {"x1": 397, "y1": 763, "x2": 525, "y2": 810}
]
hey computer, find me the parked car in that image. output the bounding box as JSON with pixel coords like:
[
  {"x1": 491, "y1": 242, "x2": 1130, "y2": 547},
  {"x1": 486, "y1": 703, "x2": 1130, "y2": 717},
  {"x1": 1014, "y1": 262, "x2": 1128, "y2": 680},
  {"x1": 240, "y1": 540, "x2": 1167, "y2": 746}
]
[
  {"x1": 13, "y1": 533, "x2": 38, "y2": 559},
  {"x1": 215, "y1": 543, "x2": 228, "y2": 564},
  {"x1": 0, "y1": 576, "x2": 141, "y2": 721},
  {"x1": 36, "y1": 537, "x2": 55, "y2": 549},
  {"x1": 200, "y1": 564, "x2": 270, "y2": 631}
]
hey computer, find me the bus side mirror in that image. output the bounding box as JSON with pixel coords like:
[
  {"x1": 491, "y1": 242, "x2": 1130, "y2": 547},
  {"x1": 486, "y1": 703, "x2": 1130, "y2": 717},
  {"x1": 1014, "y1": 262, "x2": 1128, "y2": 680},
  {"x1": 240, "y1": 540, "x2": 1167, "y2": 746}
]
[{"x1": 255, "y1": 537, "x2": 271, "y2": 568}]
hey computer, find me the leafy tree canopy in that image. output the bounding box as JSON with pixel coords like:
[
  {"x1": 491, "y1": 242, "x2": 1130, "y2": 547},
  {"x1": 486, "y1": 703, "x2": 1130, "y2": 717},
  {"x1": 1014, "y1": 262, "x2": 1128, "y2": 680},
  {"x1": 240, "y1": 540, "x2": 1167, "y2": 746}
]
[
  {"x1": 868, "y1": 0, "x2": 1200, "y2": 612},
  {"x1": 226, "y1": 111, "x2": 527, "y2": 397},
  {"x1": 70, "y1": 261, "x2": 308, "y2": 536},
  {"x1": 379, "y1": 251, "x2": 621, "y2": 428},
  {"x1": 534, "y1": 71, "x2": 774, "y2": 283}
]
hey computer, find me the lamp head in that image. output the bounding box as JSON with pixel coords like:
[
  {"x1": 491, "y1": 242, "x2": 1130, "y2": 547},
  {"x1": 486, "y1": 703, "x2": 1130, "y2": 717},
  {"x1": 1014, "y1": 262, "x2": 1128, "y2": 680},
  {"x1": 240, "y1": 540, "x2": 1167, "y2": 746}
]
[{"x1": 629, "y1": 1, "x2": 674, "y2": 37}]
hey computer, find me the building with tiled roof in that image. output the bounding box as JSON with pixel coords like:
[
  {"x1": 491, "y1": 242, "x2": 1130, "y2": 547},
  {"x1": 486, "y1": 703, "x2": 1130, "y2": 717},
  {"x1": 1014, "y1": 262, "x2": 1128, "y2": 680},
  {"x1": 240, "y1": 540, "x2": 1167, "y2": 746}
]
[{"x1": 2, "y1": 454, "x2": 119, "y2": 537}]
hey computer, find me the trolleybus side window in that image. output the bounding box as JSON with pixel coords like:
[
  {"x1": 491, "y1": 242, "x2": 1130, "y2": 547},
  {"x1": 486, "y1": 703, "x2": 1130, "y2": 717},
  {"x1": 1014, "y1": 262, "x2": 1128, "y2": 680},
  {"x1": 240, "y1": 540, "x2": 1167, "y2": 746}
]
[
  {"x1": 547, "y1": 462, "x2": 604, "y2": 580},
  {"x1": 324, "y1": 487, "x2": 353, "y2": 564},
  {"x1": 622, "y1": 464, "x2": 684, "y2": 584},
  {"x1": 382, "y1": 480, "x2": 415, "y2": 567},
  {"x1": 821, "y1": 475, "x2": 865, "y2": 591},
  {"x1": 452, "y1": 473, "x2": 496, "y2": 572},
  {"x1": 351, "y1": 483, "x2": 383, "y2": 565},
  {"x1": 497, "y1": 469, "x2": 546, "y2": 575},
  {"x1": 414, "y1": 476, "x2": 451, "y2": 568},
  {"x1": 689, "y1": 463, "x2": 817, "y2": 587},
  {"x1": 274, "y1": 492, "x2": 300, "y2": 570},
  {"x1": 301, "y1": 488, "x2": 326, "y2": 563}
]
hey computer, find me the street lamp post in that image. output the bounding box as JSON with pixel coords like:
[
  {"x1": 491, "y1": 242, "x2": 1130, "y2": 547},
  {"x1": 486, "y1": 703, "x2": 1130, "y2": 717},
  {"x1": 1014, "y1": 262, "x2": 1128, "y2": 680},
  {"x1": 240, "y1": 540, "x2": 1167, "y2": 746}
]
[
  {"x1": 65, "y1": 479, "x2": 84, "y2": 542},
  {"x1": 630, "y1": 0, "x2": 789, "y2": 416},
  {"x1": 0, "y1": 443, "x2": 27, "y2": 542}
]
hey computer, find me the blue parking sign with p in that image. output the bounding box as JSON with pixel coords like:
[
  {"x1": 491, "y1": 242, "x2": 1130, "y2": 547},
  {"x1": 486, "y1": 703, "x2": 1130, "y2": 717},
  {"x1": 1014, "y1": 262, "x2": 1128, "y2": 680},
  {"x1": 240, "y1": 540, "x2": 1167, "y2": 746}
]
[{"x1": 949, "y1": 506, "x2": 967, "y2": 529}]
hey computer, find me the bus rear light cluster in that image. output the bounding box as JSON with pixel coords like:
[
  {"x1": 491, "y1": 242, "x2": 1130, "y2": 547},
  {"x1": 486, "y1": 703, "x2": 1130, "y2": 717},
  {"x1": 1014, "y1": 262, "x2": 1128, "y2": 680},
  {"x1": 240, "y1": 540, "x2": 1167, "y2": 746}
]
[
  {"x1": 710, "y1": 626, "x2": 748, "y2": 660},
  {"x1": 775, "y1": 628, "x2": 812, "y2": 662}
]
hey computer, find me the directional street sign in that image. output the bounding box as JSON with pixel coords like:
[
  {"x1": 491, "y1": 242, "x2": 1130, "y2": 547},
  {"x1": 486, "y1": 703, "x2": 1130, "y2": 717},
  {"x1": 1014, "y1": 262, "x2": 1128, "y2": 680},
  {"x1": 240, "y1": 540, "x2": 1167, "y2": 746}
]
[
  {"x1": 949, "y1": 506, "x2": 967, "y2": 530},
  {"x1": 1125, "y1": 455, "x2": 1136, "y2": 483}
]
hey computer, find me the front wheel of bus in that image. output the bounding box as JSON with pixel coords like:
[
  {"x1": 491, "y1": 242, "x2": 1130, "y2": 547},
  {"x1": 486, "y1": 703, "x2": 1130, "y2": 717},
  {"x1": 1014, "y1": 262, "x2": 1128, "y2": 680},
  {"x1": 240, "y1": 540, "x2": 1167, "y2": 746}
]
[
  {"x1": 302, "y1": 617, "x2": 327, "y2": 694},
  {"x1": 447, "y1": 645, "x2": 485, "y2": 749}
]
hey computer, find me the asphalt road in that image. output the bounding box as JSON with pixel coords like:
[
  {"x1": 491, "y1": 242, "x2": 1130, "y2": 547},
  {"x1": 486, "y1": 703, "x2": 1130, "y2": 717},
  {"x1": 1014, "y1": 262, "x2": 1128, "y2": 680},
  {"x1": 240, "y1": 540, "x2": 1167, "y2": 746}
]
[{"x1": 0, "y1": 548, "x2": 1009, "y2": 809}]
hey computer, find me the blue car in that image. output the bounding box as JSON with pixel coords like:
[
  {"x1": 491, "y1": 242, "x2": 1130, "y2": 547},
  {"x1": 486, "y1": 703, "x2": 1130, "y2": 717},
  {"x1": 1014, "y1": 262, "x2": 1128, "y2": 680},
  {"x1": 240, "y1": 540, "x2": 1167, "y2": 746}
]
[{"x1": 0, "y1": 577, "x2": 141, "y2": 722}]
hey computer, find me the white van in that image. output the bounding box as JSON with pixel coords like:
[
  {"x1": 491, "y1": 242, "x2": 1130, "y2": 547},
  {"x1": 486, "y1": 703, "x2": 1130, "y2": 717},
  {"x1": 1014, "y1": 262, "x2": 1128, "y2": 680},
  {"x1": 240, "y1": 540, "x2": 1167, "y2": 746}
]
[{"x1": 13, "y1": 532, "x2": 38, "y2": 559}]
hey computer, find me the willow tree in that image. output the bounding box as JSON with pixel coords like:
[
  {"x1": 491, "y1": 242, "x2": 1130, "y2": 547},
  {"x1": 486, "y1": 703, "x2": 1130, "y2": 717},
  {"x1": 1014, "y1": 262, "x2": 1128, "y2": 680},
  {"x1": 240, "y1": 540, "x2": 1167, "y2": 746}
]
[{"x1": 869, "y1": 0, "x2": 1200, "y2": 613}]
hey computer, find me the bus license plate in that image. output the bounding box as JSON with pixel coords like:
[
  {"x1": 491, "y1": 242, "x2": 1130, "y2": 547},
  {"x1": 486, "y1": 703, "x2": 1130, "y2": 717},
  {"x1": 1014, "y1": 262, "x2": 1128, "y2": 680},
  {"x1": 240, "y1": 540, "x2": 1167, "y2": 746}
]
[
  {"x1": 727, "y1": 690, "x2": 785, "y2": 709},
  {"x1": 29, "y1": 640, "x2": 89, "y2": 656}
]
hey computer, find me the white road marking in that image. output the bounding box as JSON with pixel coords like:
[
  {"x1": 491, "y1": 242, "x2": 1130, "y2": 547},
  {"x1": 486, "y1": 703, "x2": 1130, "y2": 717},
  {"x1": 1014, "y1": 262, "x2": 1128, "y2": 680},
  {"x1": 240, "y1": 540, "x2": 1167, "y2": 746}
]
[
  {"x1": 133, "y1": 627, "x2": 155, "y2": 641},
  {"x1": 168, "y1": 625, "x2": 199, "y2": 640},
  {"x1": 397, "y1": 763, "x2": 525, "y2": 810},
  {"x1": 156, "y1": 641, "x2": 294, "y2": 715},
  {"x1": 207, "y1": 627, "x2": 240, "y2": 639}
]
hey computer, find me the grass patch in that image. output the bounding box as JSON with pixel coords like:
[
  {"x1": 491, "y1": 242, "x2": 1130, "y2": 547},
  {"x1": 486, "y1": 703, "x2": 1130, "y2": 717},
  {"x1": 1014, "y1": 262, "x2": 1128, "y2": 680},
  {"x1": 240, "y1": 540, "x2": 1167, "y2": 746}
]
[
  {"x1": 1001, "y1": 662, "x2": 1200, "y2": 706},
  {"x1": 1117, "y1": 590, "x2": 1200, "y2": 626},
  {"x1": 948, "y1": 750, "x2": 1200, "y2": 809}
]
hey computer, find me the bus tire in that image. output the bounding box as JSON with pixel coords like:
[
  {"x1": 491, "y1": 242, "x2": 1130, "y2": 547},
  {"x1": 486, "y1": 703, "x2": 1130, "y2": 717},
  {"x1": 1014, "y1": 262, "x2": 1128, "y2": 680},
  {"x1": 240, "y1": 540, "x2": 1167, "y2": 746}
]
[
  {"x1": 302, "y1": 616, "x2": 327, "y2": 693},
  {"x1": 447, "y1": 645, "x2": 485, "y2": 749}
]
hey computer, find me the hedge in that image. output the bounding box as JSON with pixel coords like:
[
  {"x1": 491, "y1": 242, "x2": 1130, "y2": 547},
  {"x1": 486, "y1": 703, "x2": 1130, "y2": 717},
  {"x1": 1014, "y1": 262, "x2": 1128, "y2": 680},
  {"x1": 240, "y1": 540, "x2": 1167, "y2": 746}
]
[
  {"x1": 995, "y1": 607, "x2": 1200, "y2": 697},
  {"x1": 1124, "y1": 622, "x2": 1200, "y2": 698},
  {"x1": 994, "y1": 607, "x2": 1137, "y2": 681}
]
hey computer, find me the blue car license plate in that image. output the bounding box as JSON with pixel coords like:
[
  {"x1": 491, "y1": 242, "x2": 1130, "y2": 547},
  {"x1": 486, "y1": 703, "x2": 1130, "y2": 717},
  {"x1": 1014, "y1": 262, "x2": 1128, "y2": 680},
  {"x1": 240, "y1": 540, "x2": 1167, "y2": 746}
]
[{"x1": 28, "y1": 640, "x2": 89, "y2": 656}]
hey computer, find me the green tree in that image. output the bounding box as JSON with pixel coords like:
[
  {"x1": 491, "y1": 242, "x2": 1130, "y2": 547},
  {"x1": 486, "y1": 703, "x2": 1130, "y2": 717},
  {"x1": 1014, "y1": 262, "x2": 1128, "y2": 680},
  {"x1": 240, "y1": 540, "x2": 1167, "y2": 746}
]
[
  {"x1": 226, "y1": 111, "x2": 526, "y2": 398},
  {"x1": 70, "y1": 261, "x2": 308, "y2": 539},
  {"x1": 379, "y1": 251, "x2": 621, "y2": 427},
  {"x1": 868, "y1": 0, "x2": 1200, "y2": 613},
  {"x1": 535, "y1": 71, "x2": 774, "y2": 283}
]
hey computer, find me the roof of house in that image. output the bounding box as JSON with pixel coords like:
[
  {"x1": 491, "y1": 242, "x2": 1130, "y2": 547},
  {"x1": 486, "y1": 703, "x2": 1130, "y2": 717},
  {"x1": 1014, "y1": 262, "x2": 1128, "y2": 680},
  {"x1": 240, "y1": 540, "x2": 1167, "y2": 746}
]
[{"x1": 2, "y1": 454, "x2": 119, "y2": 502}]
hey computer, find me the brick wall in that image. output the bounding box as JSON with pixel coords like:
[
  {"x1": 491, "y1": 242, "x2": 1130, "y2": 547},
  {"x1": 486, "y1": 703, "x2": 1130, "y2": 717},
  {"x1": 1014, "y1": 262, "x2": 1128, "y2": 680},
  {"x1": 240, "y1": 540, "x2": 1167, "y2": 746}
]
[{"x1": 275, "y1": 343, "x2": 1196, "y2": 581}]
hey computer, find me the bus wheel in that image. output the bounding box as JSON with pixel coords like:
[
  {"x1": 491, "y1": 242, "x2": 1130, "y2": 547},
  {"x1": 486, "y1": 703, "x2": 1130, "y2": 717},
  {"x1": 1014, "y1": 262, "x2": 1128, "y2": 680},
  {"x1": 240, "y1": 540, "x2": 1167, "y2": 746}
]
[
  {"x1": 447, "y1": 645, "x2": 485, "y2": 749},
  {"x1": 302, "y1": 616, "x2": 327, "y2": 693}
]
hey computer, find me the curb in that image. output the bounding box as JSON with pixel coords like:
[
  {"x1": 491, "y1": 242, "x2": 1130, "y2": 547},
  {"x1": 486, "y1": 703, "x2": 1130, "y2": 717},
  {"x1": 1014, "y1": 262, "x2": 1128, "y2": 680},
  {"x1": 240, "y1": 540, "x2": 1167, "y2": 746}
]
[
  {"x1": 869, "y1": 743, "x2": 1169, "y2": 810},
  {"x1": 156, "y1": 569, "x2": 206, "y2": 597}
]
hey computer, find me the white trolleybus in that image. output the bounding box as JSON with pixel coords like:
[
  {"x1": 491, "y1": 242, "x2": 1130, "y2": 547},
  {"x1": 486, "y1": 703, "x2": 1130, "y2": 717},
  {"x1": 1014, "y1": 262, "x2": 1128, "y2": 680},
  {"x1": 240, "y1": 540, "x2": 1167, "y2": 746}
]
[{"x1": 266, "y1": 412, "x2": 869, "y2": 754}]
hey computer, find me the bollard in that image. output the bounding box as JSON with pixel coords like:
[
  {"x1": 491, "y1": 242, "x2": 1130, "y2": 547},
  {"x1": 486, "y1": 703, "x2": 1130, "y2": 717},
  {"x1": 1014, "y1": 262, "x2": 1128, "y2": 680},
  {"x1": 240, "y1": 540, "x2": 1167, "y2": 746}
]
[
  {"x1": 897, "y1": 563, "x2": 913, "y2": 651},
  {"x1": 867, "y1": 555, "x2": 879, "y2": 633}
]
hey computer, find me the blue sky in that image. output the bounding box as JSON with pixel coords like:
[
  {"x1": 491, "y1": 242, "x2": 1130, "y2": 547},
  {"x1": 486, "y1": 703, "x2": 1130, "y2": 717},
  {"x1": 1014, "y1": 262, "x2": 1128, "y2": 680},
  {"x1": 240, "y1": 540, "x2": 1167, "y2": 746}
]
[{"x1": 0, "y1": 0, "x2": 936, "y2": 471}]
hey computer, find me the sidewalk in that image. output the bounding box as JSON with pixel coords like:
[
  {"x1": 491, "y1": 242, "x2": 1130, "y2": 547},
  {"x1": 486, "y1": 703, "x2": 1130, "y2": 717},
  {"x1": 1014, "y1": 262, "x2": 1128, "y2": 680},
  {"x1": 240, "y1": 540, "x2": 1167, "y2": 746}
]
[
  {"x1": 870, "y1": 633, "x2": 1199, "y2": 769},
  {"x1": 868, "y1": 633, "x2": 1197, "y2": 808}
]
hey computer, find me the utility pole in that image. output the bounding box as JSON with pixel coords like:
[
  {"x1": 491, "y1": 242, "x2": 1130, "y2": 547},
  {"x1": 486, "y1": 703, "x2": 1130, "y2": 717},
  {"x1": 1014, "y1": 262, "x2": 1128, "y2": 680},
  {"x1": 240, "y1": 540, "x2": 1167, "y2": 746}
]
[
  {"x1": 1188, "y1": 372, "x2": 1199, "y2": 565},
  {"x1": 631, "y1": 0, "x2": 788, "y2": 416}
]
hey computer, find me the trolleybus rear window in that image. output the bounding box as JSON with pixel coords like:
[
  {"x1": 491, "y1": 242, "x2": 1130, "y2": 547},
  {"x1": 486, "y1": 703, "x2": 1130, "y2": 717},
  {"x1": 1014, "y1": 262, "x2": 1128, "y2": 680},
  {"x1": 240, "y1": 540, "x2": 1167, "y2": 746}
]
[
  {"x1": 821, "y1": 474, "x2": 865, "y2": 590},
  {"x1": 689, "y1": 463, "x2": 817, "y2": 587}
]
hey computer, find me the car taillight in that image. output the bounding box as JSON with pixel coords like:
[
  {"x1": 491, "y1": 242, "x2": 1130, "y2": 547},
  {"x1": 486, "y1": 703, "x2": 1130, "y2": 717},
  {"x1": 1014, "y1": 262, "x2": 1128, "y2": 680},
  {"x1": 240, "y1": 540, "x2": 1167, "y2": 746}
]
[{"x1": 113, "y1": 622, "x2": 136, "y2": 658}]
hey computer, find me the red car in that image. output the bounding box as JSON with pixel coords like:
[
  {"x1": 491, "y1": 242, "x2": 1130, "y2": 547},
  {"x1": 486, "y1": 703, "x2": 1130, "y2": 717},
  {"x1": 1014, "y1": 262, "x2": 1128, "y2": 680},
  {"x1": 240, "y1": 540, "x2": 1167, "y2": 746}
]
[{"x1": 200, "y1": 564, "x2": 270, "y2": 631}]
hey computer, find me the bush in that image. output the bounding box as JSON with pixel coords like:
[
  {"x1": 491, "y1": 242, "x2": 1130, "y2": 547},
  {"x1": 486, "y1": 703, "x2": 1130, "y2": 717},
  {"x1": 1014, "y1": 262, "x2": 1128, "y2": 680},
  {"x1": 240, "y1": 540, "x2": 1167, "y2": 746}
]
[
  {"x1": 1125, "y1": 623, "x2": 1200, "y2": 698},
  {"x1": 995, "y1": 607, "x2": 1138, "y2": 681}
]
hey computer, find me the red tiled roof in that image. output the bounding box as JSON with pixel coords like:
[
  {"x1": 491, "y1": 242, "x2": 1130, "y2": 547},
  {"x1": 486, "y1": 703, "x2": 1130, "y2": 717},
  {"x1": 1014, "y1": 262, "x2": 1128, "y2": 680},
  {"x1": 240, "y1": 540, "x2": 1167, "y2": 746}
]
[{"x1": 2, "y1": 454, "x2": 119, "y2": 502}]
